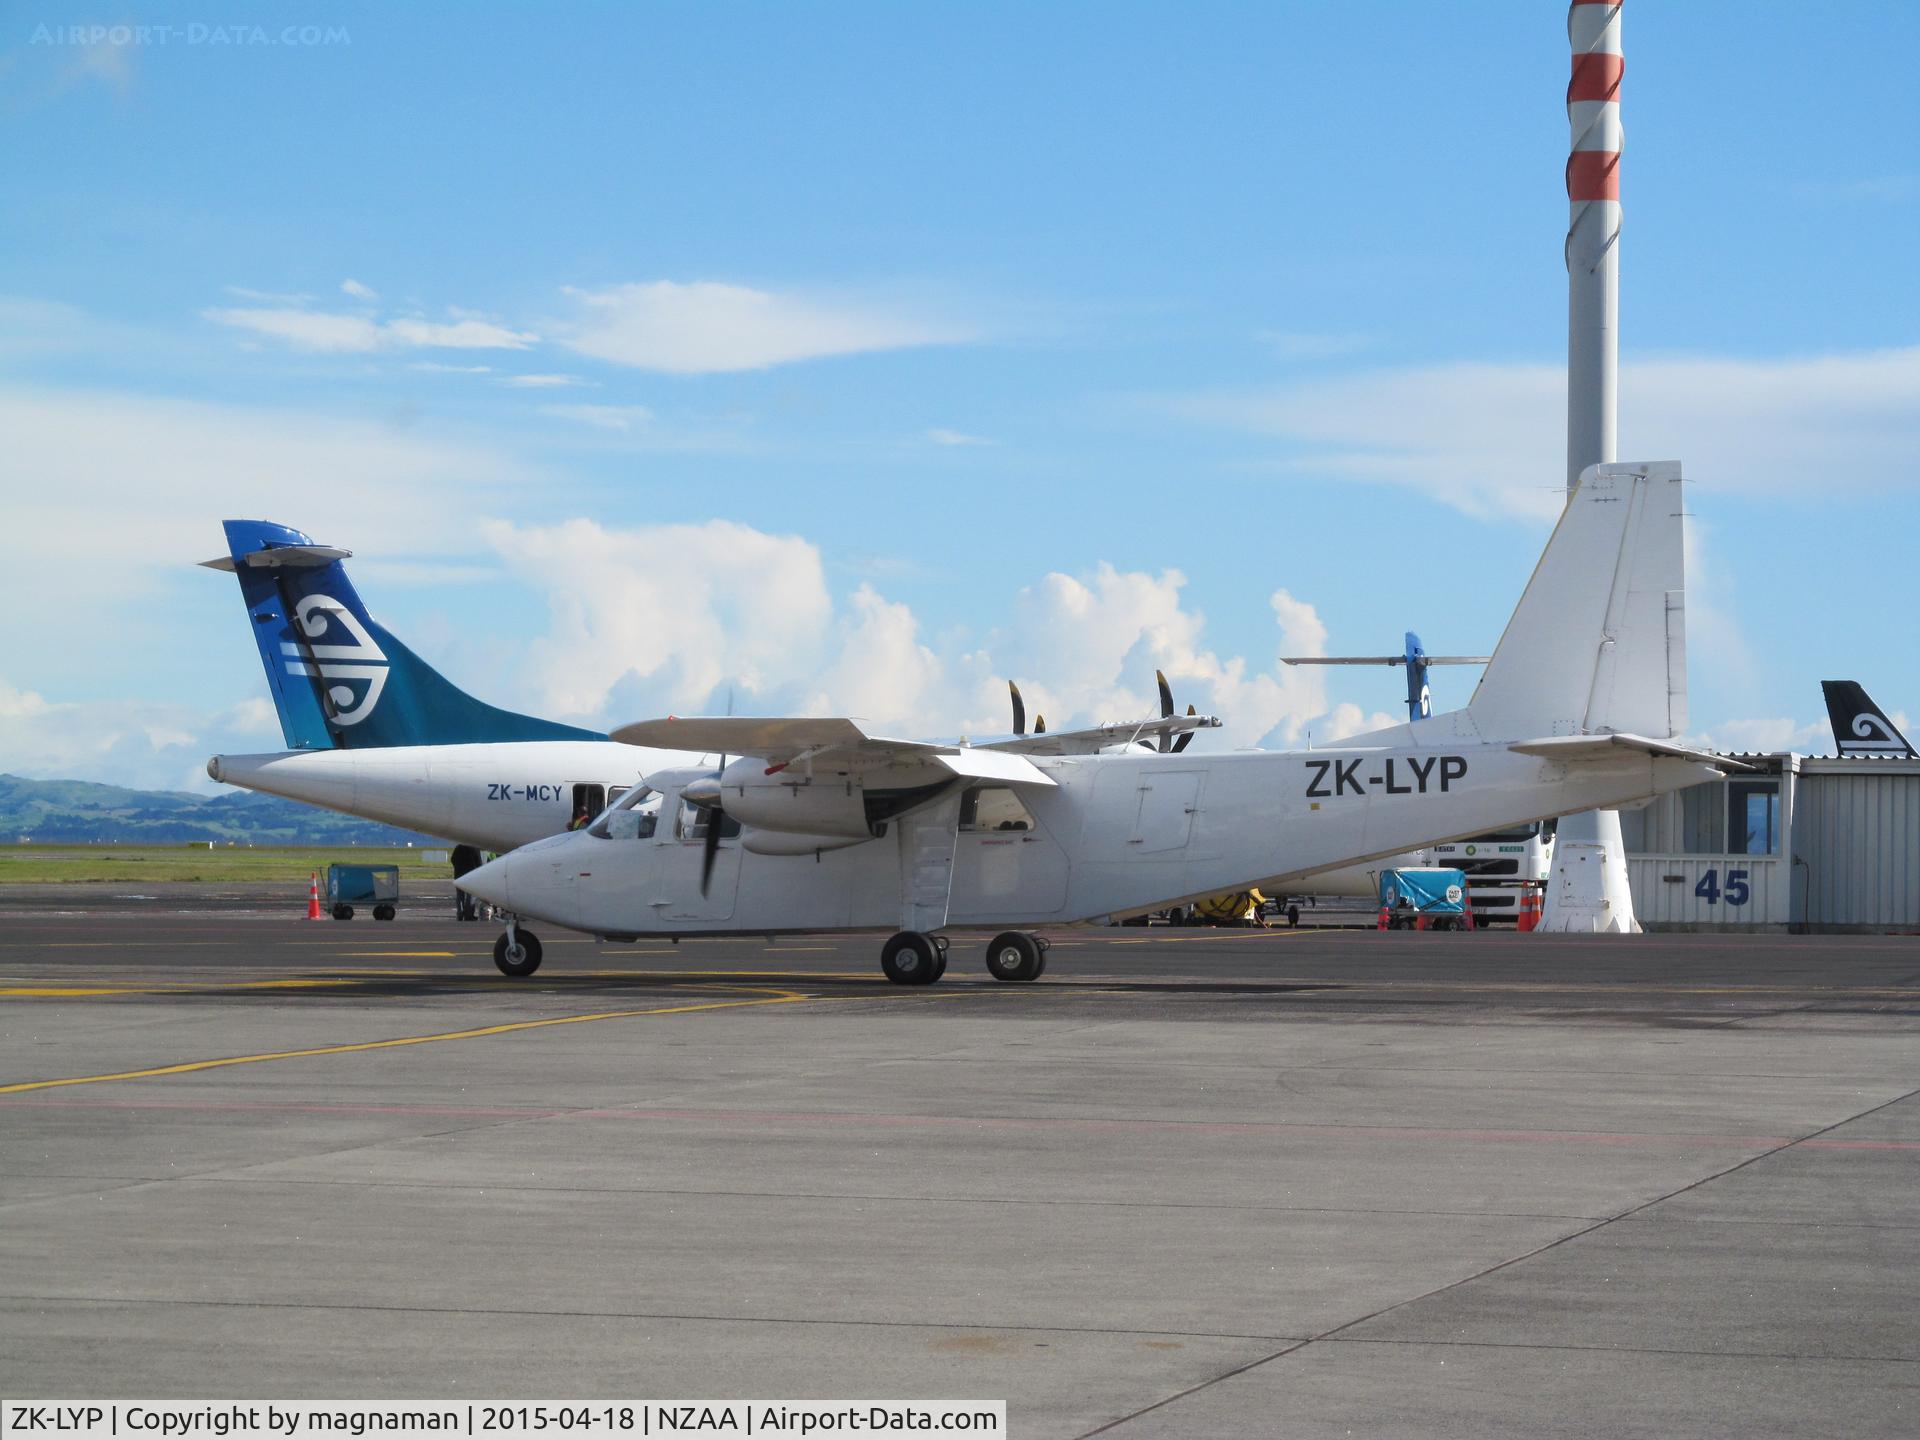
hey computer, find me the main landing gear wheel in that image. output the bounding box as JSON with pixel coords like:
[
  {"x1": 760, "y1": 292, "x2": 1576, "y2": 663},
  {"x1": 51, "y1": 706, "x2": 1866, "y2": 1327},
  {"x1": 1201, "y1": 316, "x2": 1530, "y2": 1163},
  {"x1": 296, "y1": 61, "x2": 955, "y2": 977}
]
[
  {"x1": 985, "y1": 931, "x2": 1046, "y2": 984},
  {"x1": 494, "y1": 928, "x2": 543, "y2": 978},
  {"x1": 881, "y1": 931, "x2": 943, "y2": 986}
]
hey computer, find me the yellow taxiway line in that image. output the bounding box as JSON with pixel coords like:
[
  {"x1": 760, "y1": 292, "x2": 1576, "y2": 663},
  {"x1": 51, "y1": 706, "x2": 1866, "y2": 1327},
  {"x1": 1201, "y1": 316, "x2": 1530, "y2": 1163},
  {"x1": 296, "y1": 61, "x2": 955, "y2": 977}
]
[
  {"x1": 0, "y1": 986, "x2": 811, "y2": 1096},
  {"x1": 0, "y1": 978, "x2": 361, "y2": 998}
]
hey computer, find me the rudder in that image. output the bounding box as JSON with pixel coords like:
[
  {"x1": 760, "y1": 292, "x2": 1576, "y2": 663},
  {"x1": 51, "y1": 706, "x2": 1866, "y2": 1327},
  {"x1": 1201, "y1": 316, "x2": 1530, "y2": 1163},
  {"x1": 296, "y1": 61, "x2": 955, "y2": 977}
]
[{"x1": 1460, "y1": 462, "x2": 1687, "y2": 743}]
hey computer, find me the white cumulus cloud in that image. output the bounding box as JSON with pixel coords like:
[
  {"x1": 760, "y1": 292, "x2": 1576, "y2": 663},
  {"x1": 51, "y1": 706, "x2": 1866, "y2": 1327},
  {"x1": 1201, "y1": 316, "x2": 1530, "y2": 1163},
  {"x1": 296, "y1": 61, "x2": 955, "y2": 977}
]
[
  {"x1": 482, "y1": 518, "x2": 839, "y2": 720},
  {"x1": 481, "y1": 519, "x2": 1373, "y2": 756}
]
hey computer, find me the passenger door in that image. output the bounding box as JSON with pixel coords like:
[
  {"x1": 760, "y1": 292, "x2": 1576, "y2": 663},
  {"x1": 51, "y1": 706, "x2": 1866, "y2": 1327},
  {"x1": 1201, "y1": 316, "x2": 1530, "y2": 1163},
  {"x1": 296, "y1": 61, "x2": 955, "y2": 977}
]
[{"x1": 950, "y1": 785, "x2": 1070, "y2": 915}]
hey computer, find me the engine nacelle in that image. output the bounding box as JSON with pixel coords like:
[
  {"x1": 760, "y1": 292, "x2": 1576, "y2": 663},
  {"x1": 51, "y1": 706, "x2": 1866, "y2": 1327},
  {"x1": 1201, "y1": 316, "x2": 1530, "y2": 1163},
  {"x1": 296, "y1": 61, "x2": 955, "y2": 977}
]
[
  {"x1": 741, "y1": 829, "x2": 873, "y2": 856},
  {"x1": 709, "y1": 757, "x2": 959, "y2": 839},
  {"x1": 717, "y1": 764, "x2": 873, "y2": 839}
]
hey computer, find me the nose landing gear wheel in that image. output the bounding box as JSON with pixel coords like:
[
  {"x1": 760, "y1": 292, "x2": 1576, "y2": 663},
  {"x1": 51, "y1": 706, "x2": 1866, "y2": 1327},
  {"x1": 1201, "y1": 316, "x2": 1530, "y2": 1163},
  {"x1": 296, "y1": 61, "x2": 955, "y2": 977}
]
[
  {"x1": 494, "y1": 929, "x2": 543, "y2": 977},
  {"x1": 881, "y1": 931, "x2": 942, "y2": 985},
  {"x1": 985, "y1": 931, "x2": 1045, "y2": 983}
]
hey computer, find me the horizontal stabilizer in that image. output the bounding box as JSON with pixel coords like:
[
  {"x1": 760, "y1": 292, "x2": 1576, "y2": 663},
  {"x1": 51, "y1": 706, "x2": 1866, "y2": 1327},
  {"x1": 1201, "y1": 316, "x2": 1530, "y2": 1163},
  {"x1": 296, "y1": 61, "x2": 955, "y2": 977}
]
[
  {"x1": 1282, "y1": 656, "x2": 1488, "y2": 667},
  {"x1": 1509, "y1": 734, "x2": 1753, "y2": 771},
  {"x1": 200, "y1": 543, "x2": 353, "y2": 572}
]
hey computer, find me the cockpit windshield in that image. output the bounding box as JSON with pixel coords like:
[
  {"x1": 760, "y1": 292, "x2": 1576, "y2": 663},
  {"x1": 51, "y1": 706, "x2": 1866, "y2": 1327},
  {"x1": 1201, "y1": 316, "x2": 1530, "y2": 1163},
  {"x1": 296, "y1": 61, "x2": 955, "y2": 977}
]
[{"x1": 591, "y1": 784, "x2": 661, "y2": 840}]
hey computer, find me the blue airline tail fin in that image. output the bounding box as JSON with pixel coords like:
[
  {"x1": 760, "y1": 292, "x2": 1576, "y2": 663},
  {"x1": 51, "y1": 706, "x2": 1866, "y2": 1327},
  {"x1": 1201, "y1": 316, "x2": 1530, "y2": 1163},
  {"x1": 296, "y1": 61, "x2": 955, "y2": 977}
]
[
  {"x1": 1403, "y1": 632, "x2": 1432, "y2": 721},
  {"x1": 204, "y1": 519, "x2": 604, "y2": 750}
]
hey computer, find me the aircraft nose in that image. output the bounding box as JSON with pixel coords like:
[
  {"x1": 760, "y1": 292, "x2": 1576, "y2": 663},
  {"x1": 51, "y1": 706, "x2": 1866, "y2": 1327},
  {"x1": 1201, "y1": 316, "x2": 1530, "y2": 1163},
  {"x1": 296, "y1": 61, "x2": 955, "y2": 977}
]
[{"x1": 461, "y1": 854, "x2": 512, "y2": 911}]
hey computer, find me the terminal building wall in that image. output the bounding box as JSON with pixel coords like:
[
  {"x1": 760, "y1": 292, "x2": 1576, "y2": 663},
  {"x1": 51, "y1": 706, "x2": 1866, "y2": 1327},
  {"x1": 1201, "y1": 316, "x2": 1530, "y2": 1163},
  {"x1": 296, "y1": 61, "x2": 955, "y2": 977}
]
[
  {"x1": 1622, "y1": 756, "x2": 1920, "y2": 933},
  {"x1": 1794, "y1": 762, "x2": 1920, "y2": 932}
]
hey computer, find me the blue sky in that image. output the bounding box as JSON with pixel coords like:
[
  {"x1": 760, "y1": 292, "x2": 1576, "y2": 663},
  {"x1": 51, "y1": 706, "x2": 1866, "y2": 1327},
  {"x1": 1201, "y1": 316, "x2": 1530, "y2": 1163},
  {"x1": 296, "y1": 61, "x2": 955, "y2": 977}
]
[{"x1": 2, "y1": 2, "x2": 1916, "y2": 789}]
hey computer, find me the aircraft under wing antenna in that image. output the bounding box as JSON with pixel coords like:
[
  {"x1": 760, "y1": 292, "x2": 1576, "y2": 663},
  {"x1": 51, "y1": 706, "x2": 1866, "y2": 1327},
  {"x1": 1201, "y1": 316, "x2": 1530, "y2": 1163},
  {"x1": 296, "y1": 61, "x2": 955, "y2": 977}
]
[
  {"x1": 1508, "y1": 734, "x2": 1754, "y2": 771},
  {"x1": 612, "y1": 715, "x2": 1057, "y2": 785}
]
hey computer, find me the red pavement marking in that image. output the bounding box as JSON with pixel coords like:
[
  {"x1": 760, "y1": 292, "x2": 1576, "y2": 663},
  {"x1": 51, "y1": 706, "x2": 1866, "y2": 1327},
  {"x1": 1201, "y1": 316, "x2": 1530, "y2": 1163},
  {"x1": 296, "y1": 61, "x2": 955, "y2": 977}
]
[{"x1": 3, "y1": 1095, "x2": 1914, "y2": 1150}]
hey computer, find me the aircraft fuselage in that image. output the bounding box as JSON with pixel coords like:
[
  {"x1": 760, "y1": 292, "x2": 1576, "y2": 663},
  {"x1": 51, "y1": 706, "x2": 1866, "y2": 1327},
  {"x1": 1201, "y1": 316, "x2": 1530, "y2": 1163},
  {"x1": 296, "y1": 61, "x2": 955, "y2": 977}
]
[
  {"x1": 207, "y1": 741, "x2": 648, "y2": 852},
  {"x1": 472, "y1": 742, "x2": 1717, "y2": 937}
]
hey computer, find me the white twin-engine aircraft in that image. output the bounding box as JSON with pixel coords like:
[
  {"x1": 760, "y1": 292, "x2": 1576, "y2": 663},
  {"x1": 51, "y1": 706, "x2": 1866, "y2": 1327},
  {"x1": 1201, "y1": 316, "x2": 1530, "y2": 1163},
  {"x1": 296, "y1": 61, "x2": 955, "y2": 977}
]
[{"x1": 461, "y1": 461, "x2": 1735, "y2": 983}]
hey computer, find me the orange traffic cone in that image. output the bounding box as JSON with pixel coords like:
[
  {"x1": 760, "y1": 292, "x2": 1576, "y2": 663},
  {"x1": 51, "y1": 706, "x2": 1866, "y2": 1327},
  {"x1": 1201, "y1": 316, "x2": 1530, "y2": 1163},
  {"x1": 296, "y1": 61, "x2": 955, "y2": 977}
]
[
  {"x1": 1516, "y1": 886, "x2": 1541, "y2": 933},
  {"x1": 307, "y1": 871, "x2": 323, "y2": 921}
]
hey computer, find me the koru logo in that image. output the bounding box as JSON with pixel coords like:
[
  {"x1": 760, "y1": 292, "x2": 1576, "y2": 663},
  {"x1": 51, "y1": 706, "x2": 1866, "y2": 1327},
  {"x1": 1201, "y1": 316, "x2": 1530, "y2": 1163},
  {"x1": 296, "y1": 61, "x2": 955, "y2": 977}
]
[
  {"x1": 280, "y1": 594, "x2": 388, "y2": 726},
  {"x1": 1850, "y1": 713, "x2": 1906, "y2": 753}
]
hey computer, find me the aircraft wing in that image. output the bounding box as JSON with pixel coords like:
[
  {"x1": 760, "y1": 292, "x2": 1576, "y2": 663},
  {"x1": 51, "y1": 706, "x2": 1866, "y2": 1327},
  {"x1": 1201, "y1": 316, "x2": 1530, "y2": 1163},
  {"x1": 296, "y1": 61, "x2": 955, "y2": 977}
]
[
  {"x1": 1508, "y1": 734, "x2": 1755, "y2": 771},
  {"x1": 611, "y1": 716, "x2": 1057, "y2": 786},
  {"x1": 985, "y1": 713, "x2": 1223, "y2": 756}
]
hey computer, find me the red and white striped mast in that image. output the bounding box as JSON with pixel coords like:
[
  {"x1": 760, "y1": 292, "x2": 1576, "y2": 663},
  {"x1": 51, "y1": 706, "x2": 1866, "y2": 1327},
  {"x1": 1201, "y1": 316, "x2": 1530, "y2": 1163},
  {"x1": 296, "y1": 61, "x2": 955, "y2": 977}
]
[
  {"x1": 1544, "y1": 1, "x2": 1641, "y2": 932},
  {"x1": 1566, "y1": 0, "x2": 1622, "y2": 490}
]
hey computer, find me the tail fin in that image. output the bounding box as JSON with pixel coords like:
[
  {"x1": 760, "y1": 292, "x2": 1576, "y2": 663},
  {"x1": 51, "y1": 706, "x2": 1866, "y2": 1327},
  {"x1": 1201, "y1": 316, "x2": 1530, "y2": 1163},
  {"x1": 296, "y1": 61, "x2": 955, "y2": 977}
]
[
  {"x1": 1403, "y1": 632, "x2": 1431, "y2": 720},
  {"x1": 203, "y1": 519, "x2": 603, "y2": 750},
  {"x1": 1455, "y1": 462, "x2": 1686, "y2": 743},
  {"x1": 1822, "y1": 680, "x2": 1916, "y2": 758}
]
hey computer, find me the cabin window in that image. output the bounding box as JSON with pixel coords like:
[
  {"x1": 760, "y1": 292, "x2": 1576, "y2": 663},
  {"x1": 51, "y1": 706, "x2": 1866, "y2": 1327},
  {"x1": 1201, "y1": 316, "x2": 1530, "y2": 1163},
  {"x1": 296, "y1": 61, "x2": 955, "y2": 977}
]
[
  {"x1": 677, "y1": 802, "x2": 742, "y2": 841},
  {"x1": 959, "y1": 786, "x2": 1035, "y2": 833},
  {"x1": 594, "y1": 785, "x2": 661, "y2": 840}
]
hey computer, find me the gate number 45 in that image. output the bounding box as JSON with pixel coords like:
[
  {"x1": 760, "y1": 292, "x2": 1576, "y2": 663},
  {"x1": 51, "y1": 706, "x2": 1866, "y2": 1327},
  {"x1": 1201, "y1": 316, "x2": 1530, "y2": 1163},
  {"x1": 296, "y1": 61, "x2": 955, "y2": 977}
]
[{"x1": 1695, "y1": 868, "x2": 1751, "y2": 906}]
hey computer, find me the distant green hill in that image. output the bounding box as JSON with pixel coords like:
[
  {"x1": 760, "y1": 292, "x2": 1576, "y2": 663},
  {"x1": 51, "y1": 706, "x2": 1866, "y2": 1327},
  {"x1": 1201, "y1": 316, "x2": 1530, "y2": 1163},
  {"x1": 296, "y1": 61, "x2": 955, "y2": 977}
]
[{"x1": 0, "y1": 773, "x2": 439, "y2": 846}]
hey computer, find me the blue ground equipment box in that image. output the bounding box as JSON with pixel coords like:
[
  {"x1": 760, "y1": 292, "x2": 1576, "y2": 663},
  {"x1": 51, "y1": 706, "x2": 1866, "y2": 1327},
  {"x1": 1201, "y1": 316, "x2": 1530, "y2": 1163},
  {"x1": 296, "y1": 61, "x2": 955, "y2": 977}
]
[
  {"x1": 1377, "y1": 867, "x2": 1474, "y2": 931},
  {"x1": 325, "y1": 863, "x2": 400, "y2": 921}
]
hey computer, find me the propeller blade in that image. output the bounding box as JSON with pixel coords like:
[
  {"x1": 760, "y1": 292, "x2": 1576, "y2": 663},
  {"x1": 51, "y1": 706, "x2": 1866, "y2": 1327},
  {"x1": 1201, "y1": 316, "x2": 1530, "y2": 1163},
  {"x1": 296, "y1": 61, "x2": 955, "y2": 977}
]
[
  {"x1": 699, "y1": 809, "x2": 722, "y2": 896},
  {"x1": 700, "y1": 746, "x2": 729, "y2": 898},
  {"x1": 1172, "y1": 703, "x2": 1196, "y2": 753},
  {"x1": 1155, "y1": 669, "x2": 1174, "y2": 752},
  {"x1": 1009, "y1": 681, "x2": 1027, "y2": 736}
]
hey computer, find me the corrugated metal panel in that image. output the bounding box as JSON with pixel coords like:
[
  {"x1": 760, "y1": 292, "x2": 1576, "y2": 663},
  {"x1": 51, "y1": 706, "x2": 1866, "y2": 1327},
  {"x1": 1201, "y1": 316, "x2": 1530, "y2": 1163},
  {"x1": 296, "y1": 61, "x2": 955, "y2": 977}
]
[
  {"x1": 1797, "y1": 772, "x2": 1920, "y2": 929},
  {"x1": 1628, "y1": 855, "x2": 1787, "y2": 929},
  {"x1": 1624, "y1": 781, "x2": 1766, "y2": 855}
]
